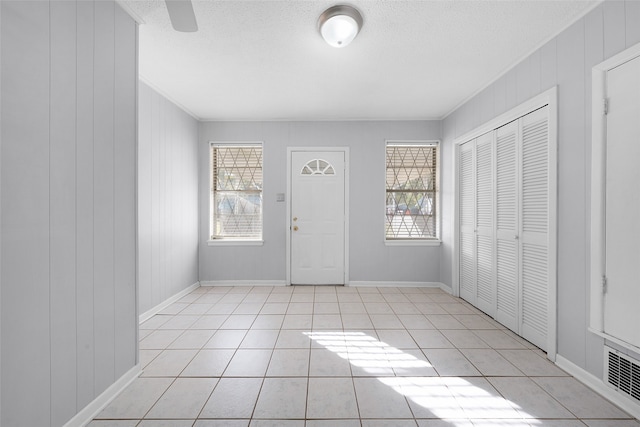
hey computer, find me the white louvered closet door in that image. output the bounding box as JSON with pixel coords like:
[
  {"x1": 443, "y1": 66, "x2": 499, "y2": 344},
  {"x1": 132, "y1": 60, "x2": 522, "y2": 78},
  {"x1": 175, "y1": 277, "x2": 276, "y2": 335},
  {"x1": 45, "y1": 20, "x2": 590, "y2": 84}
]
[
  {"x1": 495, "y1": 121, "x2": 520, "y2": 333},
  {"x1": 475, "y1": 132, "x2": 495, "y2": 316},
  {"x1": 519, "y1": 107, "x2": 550, "y2": 350},
  {"x1": 457, "y1": 104, "x2": 553, "y2": 353},
  {"x1": 459, "y1": 141, "x2": 476, "y2": 304}
]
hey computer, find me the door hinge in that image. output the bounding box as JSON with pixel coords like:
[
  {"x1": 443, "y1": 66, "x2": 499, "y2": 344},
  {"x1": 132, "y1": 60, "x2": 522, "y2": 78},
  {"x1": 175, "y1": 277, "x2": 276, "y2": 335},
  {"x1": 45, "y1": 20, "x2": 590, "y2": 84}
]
[
  {"x1": 603, "y1": 98, "x2": 609, "y2": 115},
  {"x1": 602, "y1": 275, "x2": 608, "y2": 294}
]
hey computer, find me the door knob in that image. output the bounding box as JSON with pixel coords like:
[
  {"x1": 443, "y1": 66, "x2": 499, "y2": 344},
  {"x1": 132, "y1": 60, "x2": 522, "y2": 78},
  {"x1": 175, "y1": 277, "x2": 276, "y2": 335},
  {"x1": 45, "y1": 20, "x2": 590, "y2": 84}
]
[
  {"x1": 293, "y1": 226, "x2": 299, "y2": 231},
  {"x1": 293, "y1": 217, "x2": 298, "y2": 221}
]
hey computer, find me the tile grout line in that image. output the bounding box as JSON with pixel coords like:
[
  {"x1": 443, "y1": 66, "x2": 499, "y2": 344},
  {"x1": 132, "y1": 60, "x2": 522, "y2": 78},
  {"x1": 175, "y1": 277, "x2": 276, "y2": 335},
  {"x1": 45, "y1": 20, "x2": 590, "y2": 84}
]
[{"x1": 96, "y1": 285, "x2": 638, "y2": 426}]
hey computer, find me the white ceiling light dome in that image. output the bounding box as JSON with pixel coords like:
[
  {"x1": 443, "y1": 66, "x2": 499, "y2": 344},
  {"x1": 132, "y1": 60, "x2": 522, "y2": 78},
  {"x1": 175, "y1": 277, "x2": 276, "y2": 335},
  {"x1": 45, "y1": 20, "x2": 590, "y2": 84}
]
[{"x1": 318, "y1": 5, "x2": 364, "y2": 48}]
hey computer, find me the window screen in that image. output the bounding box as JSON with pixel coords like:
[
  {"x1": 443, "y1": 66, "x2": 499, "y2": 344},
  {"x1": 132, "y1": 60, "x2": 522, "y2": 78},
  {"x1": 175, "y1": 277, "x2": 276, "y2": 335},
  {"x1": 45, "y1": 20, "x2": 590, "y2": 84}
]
[
  {"x1": 210, "y1": 144, "x2": 263, "y2": 240},
  {"x1": 385, "y1": 142, "x2": 438, "y2": 239}
]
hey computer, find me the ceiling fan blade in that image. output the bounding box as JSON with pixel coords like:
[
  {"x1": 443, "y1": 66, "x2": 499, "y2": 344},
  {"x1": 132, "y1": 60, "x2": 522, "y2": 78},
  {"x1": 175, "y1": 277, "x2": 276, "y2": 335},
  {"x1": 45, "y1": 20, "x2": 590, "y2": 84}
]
[{"x1": 165, "y1": 0, "x2": 198, "y2": 32}]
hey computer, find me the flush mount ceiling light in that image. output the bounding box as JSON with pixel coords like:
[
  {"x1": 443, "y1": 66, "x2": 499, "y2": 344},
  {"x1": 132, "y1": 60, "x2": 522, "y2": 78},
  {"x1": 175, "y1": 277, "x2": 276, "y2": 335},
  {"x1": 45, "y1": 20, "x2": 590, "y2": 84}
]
[{"x1": 318, "y1": 5, "x2": 363, "y2": 48}]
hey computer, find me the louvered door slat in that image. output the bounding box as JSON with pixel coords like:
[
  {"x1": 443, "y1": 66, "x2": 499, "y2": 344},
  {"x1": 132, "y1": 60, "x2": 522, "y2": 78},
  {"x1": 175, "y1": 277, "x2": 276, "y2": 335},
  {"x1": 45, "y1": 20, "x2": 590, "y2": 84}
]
[
  {"x1": 496, "y1": 127, "x2": 517, "y2": 232},
  {"x1": 459, "y1": 142, "x2": 476, "y2": 303},
  {"x1": 477, "y1": 235, "x2": 494, "y2": 311},
  {"x1": 475, "y1": 132, "x2": 495, "y2": 316},
  {"x1": 522, "y1": 114, "x2": 549, "y2": 234},
  {"x1": 520, "y1": 107, "x2": 550, "y2": 349},
  {"x1": 495, "y1": 121, "x2": 519, "y2": 332},
  {"x1": 460, "y1": 232, "x2": 475, "y2": 296},
  {"x1": 476, "y1": 134, "x2": 493, "y2": 229},
  {"x1": 521, "y1": 242, "x2": 548, "y2": 348},
  {"x1": 460, "y1": 145, "x2": 474, "y2": 227},
  {"x1": 496, "y1": 239, "x2": 518, "y2": 332}
]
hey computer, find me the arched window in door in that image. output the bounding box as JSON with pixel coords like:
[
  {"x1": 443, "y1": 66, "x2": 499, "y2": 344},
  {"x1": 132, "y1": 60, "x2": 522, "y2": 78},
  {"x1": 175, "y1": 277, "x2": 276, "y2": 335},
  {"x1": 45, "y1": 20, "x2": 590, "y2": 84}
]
[{"x1": 301, "y1": 159, "x2": 335, "y2": 176}]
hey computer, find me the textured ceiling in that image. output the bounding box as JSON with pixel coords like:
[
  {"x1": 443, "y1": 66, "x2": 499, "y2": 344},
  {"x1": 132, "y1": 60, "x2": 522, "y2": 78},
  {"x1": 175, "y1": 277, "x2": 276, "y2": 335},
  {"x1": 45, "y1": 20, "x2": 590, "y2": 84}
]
[{"x1": 123, "y1": 0, "x2": 598, "y2": 121}]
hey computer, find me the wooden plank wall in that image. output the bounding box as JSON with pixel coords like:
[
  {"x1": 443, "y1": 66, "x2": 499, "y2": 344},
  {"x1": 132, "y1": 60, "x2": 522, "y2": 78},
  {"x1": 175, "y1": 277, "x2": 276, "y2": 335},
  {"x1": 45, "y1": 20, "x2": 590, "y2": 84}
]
[
  {"x1": 137, "y1": 82, "x2": 199, "y2": 316},
  {"x1": 0, "y1": 1, "x2": 137, "y2": 426}
]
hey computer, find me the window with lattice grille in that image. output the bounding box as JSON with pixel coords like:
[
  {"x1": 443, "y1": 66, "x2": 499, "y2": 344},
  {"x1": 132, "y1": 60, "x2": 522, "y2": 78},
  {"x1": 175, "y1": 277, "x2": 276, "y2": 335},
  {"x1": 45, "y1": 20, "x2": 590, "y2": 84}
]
[
  {"x1": 385, "y1": 142, "x2": 438, "y2": 240},
  {"x1": 210, "y1": 143, "x2": 263, "y2": 240}
]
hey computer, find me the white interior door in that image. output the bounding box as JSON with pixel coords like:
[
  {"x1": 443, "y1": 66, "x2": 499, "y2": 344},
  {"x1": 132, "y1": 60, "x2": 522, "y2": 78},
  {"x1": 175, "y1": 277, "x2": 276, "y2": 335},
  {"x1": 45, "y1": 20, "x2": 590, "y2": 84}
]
[
  {"x1": 290, "y1": 151, "x2": 345, "y2": 285},
  {"x1": 475, "y1": 131, "x2": 495, "y2": 316},
  {"x1": 495, "y1": 121, "x2": 520, "y2": 333},
  {"x1": 519, "y1": 107, "x2": 550, "y2": 350},
  {"x1": 459, "y1": 141, "x2": 476, "y2": 304},
  {"x1": 604, "y1": 55, "x2": 640, "y2": 348},
  {"x1": 459, "y1": 133, "x2": 495, "y2": 316}
]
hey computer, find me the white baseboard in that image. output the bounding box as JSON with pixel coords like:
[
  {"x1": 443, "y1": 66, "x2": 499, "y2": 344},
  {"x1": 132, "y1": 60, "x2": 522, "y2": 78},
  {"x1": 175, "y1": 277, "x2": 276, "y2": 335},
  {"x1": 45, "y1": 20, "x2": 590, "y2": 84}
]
[
  {"x1": 200, "y1": 280, "x2": 287, "y2": 287},
  {"x1": 63, "y1": 364, "x2": 140, "y2": 427},
  {"x1": 139, "y1": 282, "x2": 200, "y2": 323},
  {"x1": 198, "y1": 280, "x2": 450, "y2": 292},
  {"x1": 349, "y1": 281, "x2": 448, "y2": 291},
  {"x1": 438, "y1": 283, "x2": 454, "y2": 294},
  {"x1": 555, "y1": 354, "x2": 640, "y2": 420}
]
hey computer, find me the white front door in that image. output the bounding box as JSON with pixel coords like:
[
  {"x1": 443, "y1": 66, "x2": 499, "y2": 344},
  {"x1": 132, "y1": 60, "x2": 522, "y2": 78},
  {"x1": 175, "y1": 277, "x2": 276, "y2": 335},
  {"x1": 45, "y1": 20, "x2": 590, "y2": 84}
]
[{"x1": 290, "y1": 150, "x2": 345, "y2": 285}]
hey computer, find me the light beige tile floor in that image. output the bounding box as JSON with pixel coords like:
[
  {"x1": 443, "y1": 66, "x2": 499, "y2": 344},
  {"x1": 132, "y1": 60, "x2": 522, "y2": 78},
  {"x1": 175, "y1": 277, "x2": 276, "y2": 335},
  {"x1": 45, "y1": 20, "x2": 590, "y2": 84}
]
[{"x1": 91, "y1": 286, "x2": 640, "y2": 427}]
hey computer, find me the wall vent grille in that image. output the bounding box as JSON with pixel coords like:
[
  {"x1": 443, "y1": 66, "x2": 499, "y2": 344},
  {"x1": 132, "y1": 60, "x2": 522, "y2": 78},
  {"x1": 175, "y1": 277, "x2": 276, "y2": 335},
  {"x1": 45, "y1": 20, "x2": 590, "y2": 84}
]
[{"x1": 605, "y1": 346, "x2": 640, "y2": 402}]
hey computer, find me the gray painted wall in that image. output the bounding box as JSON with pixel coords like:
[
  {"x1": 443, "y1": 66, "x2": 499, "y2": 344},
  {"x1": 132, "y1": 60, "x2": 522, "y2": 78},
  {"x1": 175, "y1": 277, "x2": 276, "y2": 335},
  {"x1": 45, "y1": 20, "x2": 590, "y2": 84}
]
[
  {"x1": 0, "y1": 1, "x2": 137, "y2": 426},
  {"x1": 442, "y1": 0, "x2": 640, "y2": 379},
  {"x1": 138, "y1": 82, "x2": 199, "y2": 314},
  {"x1": 199, "y1": 121, "x2": 442, "y2": 283}
]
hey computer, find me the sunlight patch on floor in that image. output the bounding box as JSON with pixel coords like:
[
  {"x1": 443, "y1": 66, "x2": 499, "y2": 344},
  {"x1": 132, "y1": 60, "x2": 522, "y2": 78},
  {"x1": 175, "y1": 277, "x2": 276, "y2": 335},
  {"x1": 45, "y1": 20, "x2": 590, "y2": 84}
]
[
  {"x1": 305, "y1": 331, "x2": 432, "y2": 371},
  {"x1": 306, "y1": 330, "x2": 538, "y2": 426}
]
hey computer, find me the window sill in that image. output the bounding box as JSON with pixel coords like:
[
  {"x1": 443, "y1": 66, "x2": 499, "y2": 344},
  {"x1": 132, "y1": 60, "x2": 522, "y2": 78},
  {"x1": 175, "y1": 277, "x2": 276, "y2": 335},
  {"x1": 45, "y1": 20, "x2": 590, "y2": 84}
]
[
  {"x1": 588, "y1": 327, "x2": 640, "y2": 355},
  {"x1": 208, "y1": 239, "x2": 264, "y2": 247},
  {"x1": 385, "y1": 239, "x2": 441, "y2": 247}
]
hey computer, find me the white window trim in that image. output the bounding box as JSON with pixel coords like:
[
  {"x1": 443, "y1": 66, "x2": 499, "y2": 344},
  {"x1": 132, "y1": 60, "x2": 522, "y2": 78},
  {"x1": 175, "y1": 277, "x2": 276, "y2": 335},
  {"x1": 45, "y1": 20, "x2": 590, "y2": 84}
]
[
  {"x1": 207, "y1": 239, "x2": 264, "y2": 246},
  {"x1": 208, "y1": 141, "x2": 264, "y2": 245},
  {"x1": 384, "y1": 140, "x2": 441, "y2": 244},
  {"x1": 385, "y1": 239, "x2": 441, "y2": 247}
]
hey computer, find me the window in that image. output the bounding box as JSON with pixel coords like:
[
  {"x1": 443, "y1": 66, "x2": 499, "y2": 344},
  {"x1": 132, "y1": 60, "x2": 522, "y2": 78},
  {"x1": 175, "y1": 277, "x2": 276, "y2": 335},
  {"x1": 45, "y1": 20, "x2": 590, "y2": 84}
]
[
  {"x1": 210, "y1": 143, "x2": 263, "y2": 240},
  {"x1": 301, "y1": 159, "x2": 335, "y2": 175},
  {"x1": 385, "y1": 141, "x2": 438, "y2": 240}
]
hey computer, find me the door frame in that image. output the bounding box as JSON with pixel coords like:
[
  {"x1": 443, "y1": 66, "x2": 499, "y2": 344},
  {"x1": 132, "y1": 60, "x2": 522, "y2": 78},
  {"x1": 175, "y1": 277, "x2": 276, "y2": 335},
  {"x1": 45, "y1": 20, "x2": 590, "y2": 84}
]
[
  {"x1": 590, "y1": 41, "x2": 640, "y2": 354},
  {"x1": 286, "y1": 147, "x2": 350, "y2": 286}
]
